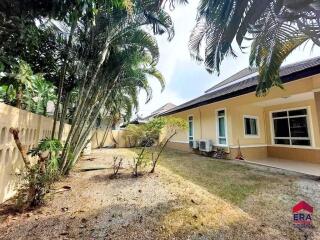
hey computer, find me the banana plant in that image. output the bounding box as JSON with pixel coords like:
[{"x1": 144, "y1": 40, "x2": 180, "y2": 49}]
[
  {"x1": 0, "y1": 60, "x2": 34, "y2": 108},
  {"x1": 27, "y1": 74, "x2": 57, "y2": 115}
]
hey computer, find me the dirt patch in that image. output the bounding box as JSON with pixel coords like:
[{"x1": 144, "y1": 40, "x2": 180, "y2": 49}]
[{"x1": 0, "y1": 148, "x2": 319, "y2": 239}]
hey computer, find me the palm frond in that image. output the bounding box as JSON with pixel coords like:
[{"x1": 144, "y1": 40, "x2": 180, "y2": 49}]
[{"x1": 191, "y1": 0, "x2": 320, "y2": 93}]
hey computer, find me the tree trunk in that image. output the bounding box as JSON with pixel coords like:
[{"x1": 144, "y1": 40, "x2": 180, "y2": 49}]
[
  {"x1": 150, "y1": 132, "x2": 176, "y2": 173},
  {"x1": 16, "y1": 85, "x2": 23, "y2": 109},
  {"x1": 59, "y1": 42, "x2": 112, "y2": 170},
  {"x1": 58, "y1": 92, "x2": 71, "y2": 141},
  {"x1": 61, "y1": 74, "x2": 121, "y2": 173},
  {"x1": 99, "y1": 126, "x2": 110, "y2": 148},
  {"x1": 52, "y1": 23, "x2": 76, "y2": 139},
  {"x1": 9, "y1": 128, "x2": 31, "y2": 170}
]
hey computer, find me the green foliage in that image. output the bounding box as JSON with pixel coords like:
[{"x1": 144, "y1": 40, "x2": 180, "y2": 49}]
[
  {"x1": 28, "y1": 138, "x2": 63, "y2": 173},
  {"x1": 1, "y1": 0, "x2": 175, "y2": 175},
  {"x1": 25, "y1": 74, "x2": 57, "y2": 115},
  {"x1": 126, "y1": 117, "x2": 186, "y2": 148},
  {"x1": 132, "y1": 147, "x2": 149, "y2": 177},
  {"x1": 29, "y1": 138, "x2": 62, "y2": 155},
  {"x1": 189, "y1": 0, "x2": 320, "y2": 93},
  {"x1": 163, "y1": 117, "x2": 187, "y2": 136},
  {"x1": 15, "y1": 138, "x2": 63, "y2": 209},
  {"x1": 16, "y1": 163, "x2": 54, "y2": 209},
  {"x1": 126, "y1": 118, "x2": 166, "y2": 147},
  {"x1": 0, "y1": 60, "x2": 33, "y2": 87},
  {"x1": 0, "y1": 85, "x2": 15, "y2": 103},
  {"x1": 0, "y1": 60, "x2": 57, "y2": 112}
]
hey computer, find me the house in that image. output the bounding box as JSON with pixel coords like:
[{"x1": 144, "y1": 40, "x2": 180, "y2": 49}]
[
  {"x1": 92, "y1": 103, "x2": 177, "y2": 148},
  {"x1": 160, "y1": 57, "x2": 320, "y2": 164},
  {"x1": 120, "y1": 103, "x2": 176, "y2": 127},
  {"x1": 142, "y1": 103, "x2": 176, "y2": 122}
]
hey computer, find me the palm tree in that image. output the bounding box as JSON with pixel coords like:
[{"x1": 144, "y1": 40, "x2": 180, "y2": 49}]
[
  {"x1": 189, "y1": 0, "x2": 320, "y2": 95},
  {"x1": 60, "y1": 27, "x2": 165, "y2": 174},
  {"x1": 57, "y1": 2, "x2": 173, "y2": 173}
]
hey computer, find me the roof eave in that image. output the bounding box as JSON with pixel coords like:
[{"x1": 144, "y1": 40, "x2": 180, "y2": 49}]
[{"x1": 160, "y1": 65, "x2": 320, "y2": 116}]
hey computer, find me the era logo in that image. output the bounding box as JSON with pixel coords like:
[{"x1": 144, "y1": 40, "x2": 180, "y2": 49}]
[{"x1": 292, "y1": 201, "x2": 313, "y2": 227}]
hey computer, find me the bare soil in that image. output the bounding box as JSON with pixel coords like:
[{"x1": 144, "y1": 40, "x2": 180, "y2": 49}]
[{"x1": 0, "y1": 148, "x2": 319, "y2": 240}]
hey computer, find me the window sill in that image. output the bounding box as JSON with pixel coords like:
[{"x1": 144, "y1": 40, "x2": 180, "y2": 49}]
[
  {"x1": 270, "y1": 144, "x2": 316, "y2": 150},
  {"x1": 216, "y1": 144, "x2": 228, "y2": 147},
  {"x1": 244, "y1": 135, "x2": 260, "y2": 139}
]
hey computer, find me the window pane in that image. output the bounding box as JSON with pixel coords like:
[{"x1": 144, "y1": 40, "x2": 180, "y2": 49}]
[
  {"x1": 245, "y1": 118, "x2": 257, "y2": 135},
  {"x1": 219, "y1": 138, "x2": 226, "y2": 145},
  {"x1": 272, "y1": 111, "x2": 287, "y2": 118},
  {"x1": 188, "y1": 121, "x2": 193, "y2": 136},
  {"x1": 289, "y1": 117, "x2": 308, "y2": 138},
  {"x1": 218, "y1": 110, "x2": 225, "y2": 116},
  {"x1": 289, "y1": 109, "x2": 307, "y2": 116},
  {"x1": 245, "y1": 118, "x2": 251, "y2": 135},
  {"x1": 218, "y1": 117, "x2": 225, "y2": 137},
  {"x1": 274, "y1": 139, "x2": 290, "y2": 145},
  {"x1": 273, "y1": 118, "x2": 289, "y2": 137},
  {"x1": 291, "y1": 139, "x2": 310, "y2": 146},
  {"x1": 250, "y1": 119, "x2": 257, "y2": 135}
]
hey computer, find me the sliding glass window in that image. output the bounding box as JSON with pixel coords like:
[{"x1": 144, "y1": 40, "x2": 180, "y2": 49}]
[
  {"x1": 272, "y1": 108, "x2": 311, "y2": 146},
  {"x1": 217, "y1": 110, "x2": 227, "y2": 145},
  {"x1": 188, "y1": 116, "x2": 194, "y2": 141}
]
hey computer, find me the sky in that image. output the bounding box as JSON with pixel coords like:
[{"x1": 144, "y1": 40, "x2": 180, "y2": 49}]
[{"x1": 137, "y1": 0, "x2": 320, "y2": 118}]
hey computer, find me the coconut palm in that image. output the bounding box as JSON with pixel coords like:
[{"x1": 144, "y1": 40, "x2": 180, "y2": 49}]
[{"x1": 189, "y1": 0, "x2": 320, "y2": 94}]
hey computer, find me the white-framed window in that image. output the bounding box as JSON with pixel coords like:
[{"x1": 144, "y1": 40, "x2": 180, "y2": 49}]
[
  {"x1": 244, "y1": 116, "x2": 259, "y2": 137},
  {"x1": 188, "y1": 116, "x2": 194, "y2": 141},
  {"x1": 216, "y1": 109, "x2": 227, "y2": 146},
  {"x1": 271, "y1": 108, "x2": 311, "y2": 146}
]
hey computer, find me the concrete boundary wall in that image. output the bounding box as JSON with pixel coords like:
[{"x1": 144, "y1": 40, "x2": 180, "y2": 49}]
[
  {"x1": 91, "y1": 128, "x2": 129, "y2": 149},
  {"x1": 0, "y1": 103, "x2": 70, "y2": 203},
  {"x1": 0, "y1": 103, "x2": 131, "y2": 203}
]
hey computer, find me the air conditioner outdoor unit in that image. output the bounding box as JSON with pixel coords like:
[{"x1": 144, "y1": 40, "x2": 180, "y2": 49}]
[
  {"x1": 189, "y1": 140, "x2": 199, "y2": 149},
  {"x1": 199, "y1": 139, "x2": 213, "y2": 152},
  {"x1": 192, "y1": 140, "x2": 199, "y2": 149}
]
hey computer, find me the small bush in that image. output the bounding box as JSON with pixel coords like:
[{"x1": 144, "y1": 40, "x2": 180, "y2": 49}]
[
  {"x1": 16, "y1": 163, "x2": 57, "y2": 210},
  {"x1": 132, "y1": 147, "x2": 149, "y2": 177},
  {"x1": 110, "y1": 156, "x2": 123, "y2": 179},
  {"x1": 140, "y1": 138, "x2": 155, "y2": 147},
  {"x1": 15, "y1": 138, "x2": 62, "y2": 210}
]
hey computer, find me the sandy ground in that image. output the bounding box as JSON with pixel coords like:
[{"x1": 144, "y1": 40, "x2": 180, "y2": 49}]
[{"x1": 0, "y1": 148, "x2": 319, "y2": 239}]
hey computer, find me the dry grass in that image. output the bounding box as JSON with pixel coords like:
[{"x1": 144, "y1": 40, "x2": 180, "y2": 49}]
[
  {"x1": 0, "y1": 148, "x2": 319, "y2": 239},
  {"x1": 153, "y1": 148, "x2": 320, "y2": 239}
]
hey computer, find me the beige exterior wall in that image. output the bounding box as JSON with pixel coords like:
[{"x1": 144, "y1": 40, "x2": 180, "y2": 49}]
[
  {"x1": 167, "y1": 75, "x2": 320, "y2": 162},
  {"x1": 229, "y1": 146, "x2": 268, "y2": 160},
  {"x1": 167, "y1": 141, "x2": 192, "y2": 152},
  {"x1": 267, "y1": 146, "x2": 320, "y2": 163}
]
